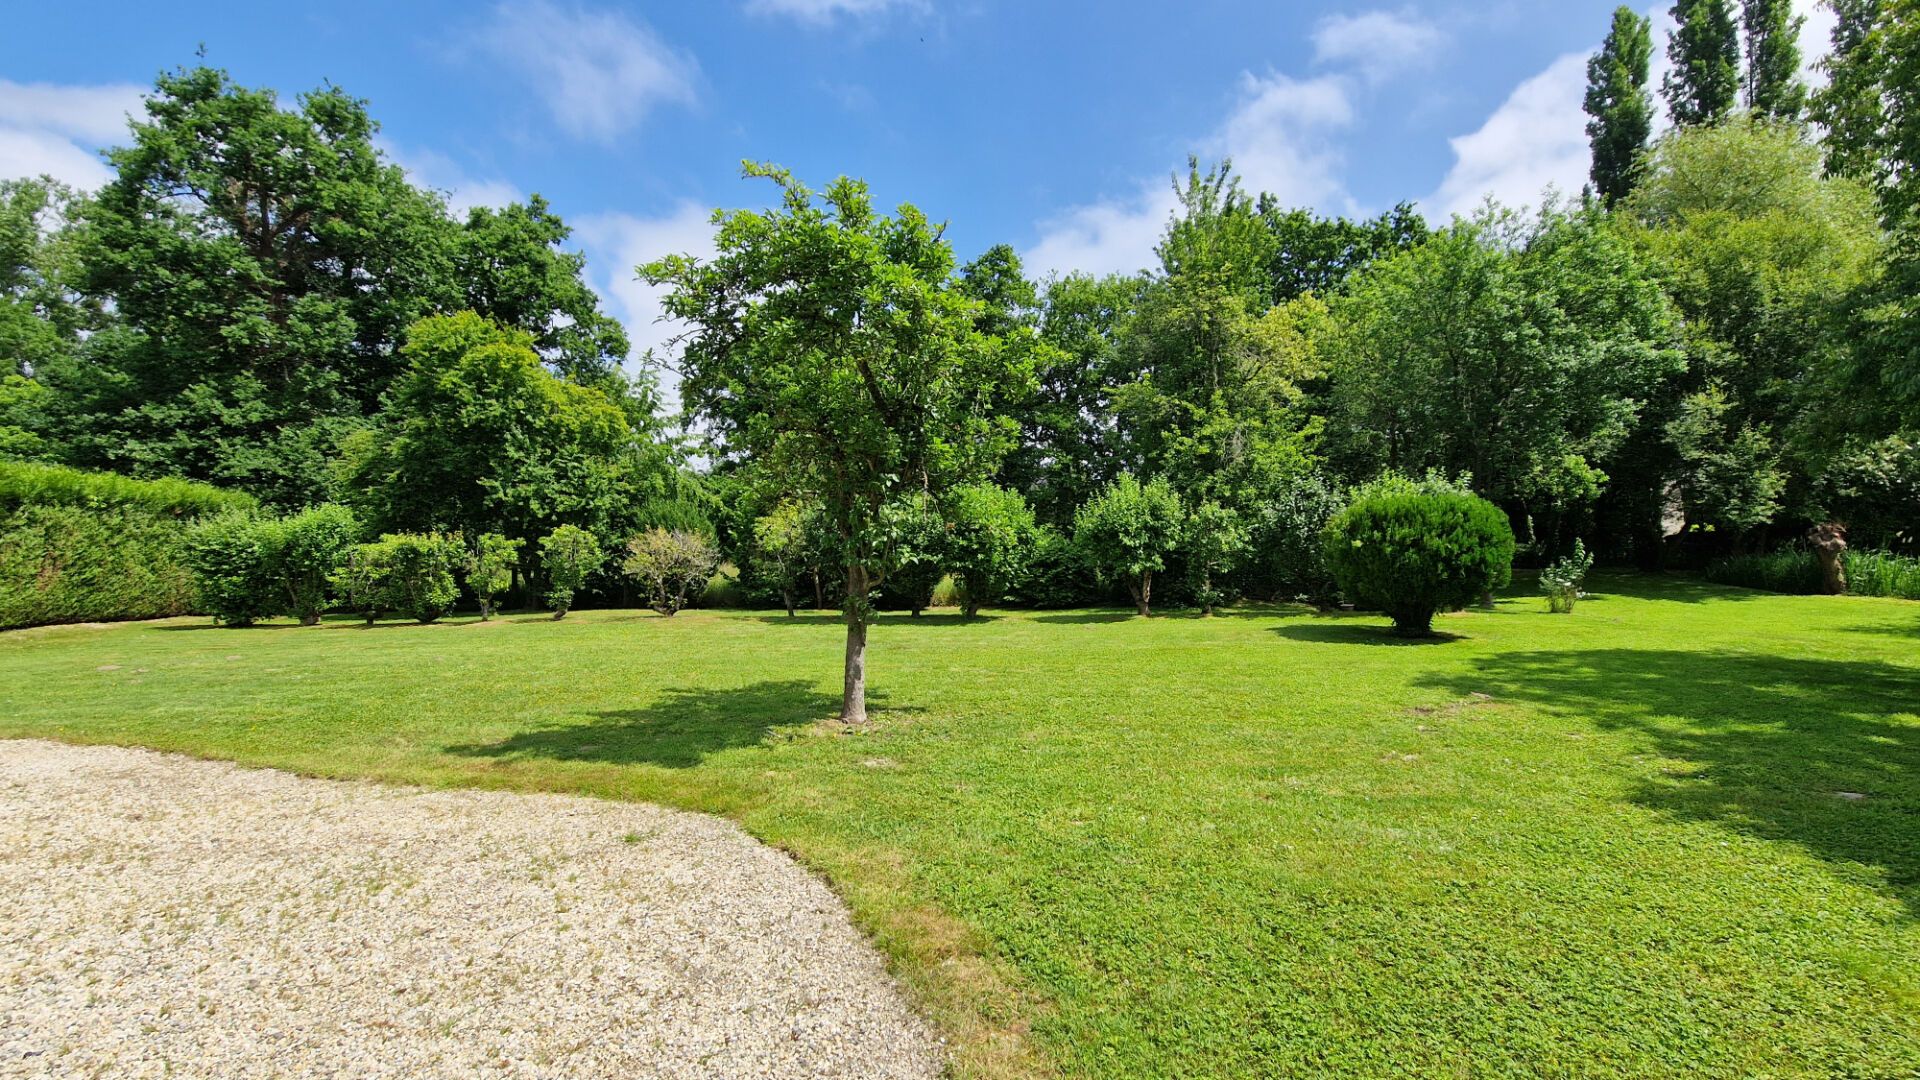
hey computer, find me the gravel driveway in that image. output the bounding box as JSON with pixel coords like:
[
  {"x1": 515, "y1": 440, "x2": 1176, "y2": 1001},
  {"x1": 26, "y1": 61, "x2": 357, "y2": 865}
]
[{"x1": 0, "y1": 740, "x2": 942, "y2": 1079}]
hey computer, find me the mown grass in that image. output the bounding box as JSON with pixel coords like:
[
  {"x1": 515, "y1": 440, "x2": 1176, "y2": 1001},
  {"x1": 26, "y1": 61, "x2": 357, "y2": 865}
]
[{"x1": 4, "y1": 573, "x2": 1918, "y2": 1078}]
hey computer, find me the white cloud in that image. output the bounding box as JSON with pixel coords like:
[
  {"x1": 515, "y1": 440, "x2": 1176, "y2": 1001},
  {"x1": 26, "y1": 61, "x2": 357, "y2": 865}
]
[
  {"x1": 1795, "y1": 0, "x2": 1838, "y2": 88},
  {"x1": 576, "y1": 201, "x2": 719, "y2": 403},
  {"x1": 380, "y1": 140, "x2": 523, "y2": 217},
  {"x1": 745, "y1": 0, "x2": 925, "y2": 22},
  {"x1": 1312, "y1": 10, "x2": 1445, "y2": 83},
  {"x1": 1023, "y1": 72, "x2": 1355, "y2": 281},
  {"x1": 479, "y1": 2, "x2": 698, "y2": 142},
  {"x1": 1425, "y1": 51, "x2": 1591, "y2": 220},
  {"x1": 0, "y1": 80, "x2": 144, "y2": 189}
]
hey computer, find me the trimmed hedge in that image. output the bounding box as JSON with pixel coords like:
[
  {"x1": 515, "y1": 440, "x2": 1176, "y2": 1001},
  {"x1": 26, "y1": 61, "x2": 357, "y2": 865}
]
[
  {"x1": 1, "y1": 462, "x2": 252, "y2": 630},
  {"x1": 1323, "y1": 491, "x2": 1516, "y2": 635}
]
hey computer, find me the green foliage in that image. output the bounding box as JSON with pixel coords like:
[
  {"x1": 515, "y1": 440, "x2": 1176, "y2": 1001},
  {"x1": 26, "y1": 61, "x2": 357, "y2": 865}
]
[
  {"x1": 621, "y1": 528, "x2": 721, "y2": 616},
  {"x1": 1327, "y1": 205, "x2": 1681, "y2": 514},
  {"x1": 1585, "y1": 7, "x2": 1656, "y2": 206},
  {"x1": 1247, "y1": 471, "x2": 1347, "y2": 604},
  {"x1": 1709, "y1": 546, "x2": 1920, "y2": 598},
  {"x1": 539, "y1": 524, "x2": 602, "y2": 618},
  {"x1": 0, "y1": 460, "x2": 252, "y2": 517},
  {"x1": 0, "y1": 503, "x2": 199, "y2": 629},
  {"x1": 1258, "y1": 201, "x2": 1428, "y2": 304},
  {"x1": 1074, "y1": 473, "x2": 1185, "y2": 615},
  {"x1": 368, "y1": 533, "x2": 464, "y2": 624},
  {"x1": 271, "y1": 505, "x2": 359, "y2": 624},
  {"x1": 1811, "y1": 0, "x2": 1889, "y2": 181},
  {"x1": 1183, "y1": 500, "x2": 1251, "y2": 615},
  {"x1": 464, "y1": 533, "x2": 521, "y2": 620},
  {"x1": 748, "y1": 500, "x2": 821, "y2": 615},
  {"x1": 355, "y1": 313, "x2": 634, "y2": 548},
  {"x1": 878, "y1": 493, "x2": 947, "y2": 616},
  {"x1": 1665, "y1": 387, "x2": 1787, "y2": 530},
  {"x1": 1540, "y1": 539, "x2": 1595, "y2": 612},
  {"x1": 183, "y1": 511, "x2": 281, "y2": 626},
  {"x1": 943, "y1": 483, "x2": 1037, "y2": 617},
  {"x1": 1322, "y1": 492, "x2": 1517, "y2": 635},
  {"x1": 1665, "y1": 0, "x2": 1741, "y2": 126},
  {"x1": 1705, "y1": 547, "x2": 1825, "y2": 592},
  {"x1": 1742, "y1": 0, "x2": 1807, "y2": 119}
]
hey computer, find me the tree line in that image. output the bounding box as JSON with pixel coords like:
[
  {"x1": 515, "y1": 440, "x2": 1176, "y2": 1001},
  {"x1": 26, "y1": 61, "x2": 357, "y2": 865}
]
[{"x1": 3, "y1": 1, "x2": 1918, "y2": 719}]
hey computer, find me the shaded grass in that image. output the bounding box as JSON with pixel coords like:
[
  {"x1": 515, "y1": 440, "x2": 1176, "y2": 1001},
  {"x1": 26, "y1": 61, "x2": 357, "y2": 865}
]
[{"x1": 3, "y1": 572, "x2": 1918, "y2": 1077}]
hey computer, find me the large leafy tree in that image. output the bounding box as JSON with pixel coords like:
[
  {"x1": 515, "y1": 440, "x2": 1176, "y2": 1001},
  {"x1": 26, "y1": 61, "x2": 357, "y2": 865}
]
[
  {"x1": 453, "y1": 196, "x2": 629, "y2": 382},
  {"x1": 643, "y1": 164, "x2": 1033, "y2": 722},
  {"x1": 1585, "y1": 6, "x2": 1657, "y2": 205},
  {"x1": 1665, "y1": 0, "x2": 1742, "y2": 127},
  {"x1": 351, "y1": 313, "x2": 633, "y2": 552},
  {"x1": 1812, "y1": 0, "x2": 1889, "y2": 181},
  {"x1": 1010, "y1": 271, "x2": 1142, "y2": 526},
  {"x1": 1325, "y1": 203, "x2": 1683, "y2": 531},
  {"x1": 1742, "y1": 0, "x2": 1808, "y2": 120},
  {"x1": 1257, "y1": 200, "x2": 1428, "y2": 303},
  {"x1": 1622, "y1": 120, "x2": 1883, "y2": 530}
]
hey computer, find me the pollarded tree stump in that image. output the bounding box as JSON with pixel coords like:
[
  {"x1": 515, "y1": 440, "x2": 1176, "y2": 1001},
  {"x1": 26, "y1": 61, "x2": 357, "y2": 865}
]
[{"x1": 1809, "y1": 522, "x2": 1848, "y2": 595}]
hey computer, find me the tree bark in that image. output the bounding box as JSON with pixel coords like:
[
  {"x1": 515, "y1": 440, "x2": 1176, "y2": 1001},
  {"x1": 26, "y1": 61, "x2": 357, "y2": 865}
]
[
  {"x1": 841, "y1": 563, "x2": 870, "y2": 724},
  {"x1": 300, "y1": 613, "x2": 320, "y2": 627},
  {"x1": 1810, "y1": 522, "x2": 1848, "y2": 595},
  {"x1": 1134, "y1": 570, "x2": 1153, "y2": 617},
  {"x1": 813, "y1": 570, "x2": 824, "y2": 611},
  {"x1": 782, "y1": 587, "x2": 796, "y2": 617},
  {"x1": 479, "y1": 600, "x2": 493, "y2": 622}
]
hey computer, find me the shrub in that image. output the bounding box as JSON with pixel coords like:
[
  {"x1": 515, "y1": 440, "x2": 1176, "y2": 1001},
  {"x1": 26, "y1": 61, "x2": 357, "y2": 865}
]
[
  {"x1": 377, "y1": 533, "x2": 464, "y2": 623},
  {"x1": 540, "y1": 524, "x2": 603, "y2": 619},
  {"x1": 272, "y1": 505, "x2": 359, "y2": 624},
  {"x1": 332, "y1": 541, "x2": 396, "y2": 625},
  {"x1": 1704, "y1": 549, "x2": 1823, "y2": 593},
  {"x1": 1322, "y1": 491, "x2": 1516, "y2": 636},
  {"x1": 0, "y1": 460, "x2": 253, "y2": 517},
  {"x1": 1248, "y1": 473, "x2": 1345, "y2": 604},
  {"x1": 1540, "y1": 539, "x2": 1594, "y2": 614},
  {"x1": 749, "y1": 501, "x2": 819, "y2": 617},
  {"x1": 1012, "y1": 525, "x2": 1099, "y2": 609},
  {"x1": 464, "y1": 533, "x2": 521, "y2": 620},
  {"x1": 944, "y1": 483, "x2": 1037, "y2": 618},
  {"x1": 1184, "y1": 501, "x2": 1251, "y2": 616},
  {"x1": 878, "y1": 493, "x2": 946, "y2": 617},
  {"x1": 1075, "y1": 474, "x2": 1185, "y2": 616},
  {"x1": 621, "y1": 528, "x2": 721, "y2": 616},
  {"x1": 182, "y1": 511, "x2": 281, "y2": 626},
  {"x1": 1845, "y1": 550, "x2": 1920, "y2": 600}
]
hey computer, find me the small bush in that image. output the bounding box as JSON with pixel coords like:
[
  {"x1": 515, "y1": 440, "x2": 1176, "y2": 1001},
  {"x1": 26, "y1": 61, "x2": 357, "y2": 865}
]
[
  {"x1": 1704, "y1": 549, "x2": 1823, "y2": 594},
  {"x1": 621, "y1": 528, "x2": 721, "y2": 616},
  {"x1": 1540, "y1": 540, "x2": 1594, "y2": 614},
  {"x1": 332, "y1": 541, "x2": 395, "y2": 624},
  {"x1": 540, "y1": 524, "x2": 603, "y2": 619},
  {"x1": 464, "y1": 533, "x2": 521, "y2": 620},
  {"x1": 182, "y1": 511, "x2": 282, "y2": 626},
  {"x1": 1075, "y1": 473, "x2": 1185, "y2": 616},
  {"x1": 1322, "y1": 492, "x2": 1515, "y2": 636},
  {"x1": 378, "y1": 533, "x2": 464, "y2": 623},
  {"x1": 272, "y1": 505, "x2": 359, "y2": 624}
]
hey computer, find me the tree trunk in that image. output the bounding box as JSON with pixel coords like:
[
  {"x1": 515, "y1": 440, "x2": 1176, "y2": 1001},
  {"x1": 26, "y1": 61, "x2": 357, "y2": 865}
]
[
  {"x1": 301, "y1": 613, "x2": 321, "y2": 626},
  {"x1": 479, "y1": 600, "x2": 493, "y2": 622},
  {"x1": 553, "y1": 603, "x2": 569, "y2": 621},
  {"x1": 1201, "y1": 571, "x2": 1214, "y2": 617},
  {"x1": 841, "y1": 563, "x2": 869, "y2": 724},
  {"x1": 782, "y1": 587, "x2": 796, "y2": 617},
  {"x1": 1810, "y1": 522, "x2": 1848, "y2": 595},
  {"x1": 813, "y1": 571, "x2": 824, "y2": 611},
  {"x1": 1136, "y1": 570, "x2": 1153, "y2": 617}
]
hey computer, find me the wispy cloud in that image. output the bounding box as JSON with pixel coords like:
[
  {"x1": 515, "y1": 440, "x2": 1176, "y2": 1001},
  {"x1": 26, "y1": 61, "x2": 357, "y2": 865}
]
[
  {"x1": 1312, "y1": 9, "x2": 1445, "y2": 84},
  {"x1": 380, "y1": 140, "x2": 523, "y2": 217},
  {"x1": 744, "y1": 0, "x2": 927, "y2": 23},
  {"x1": 478, "y1": 1, "x2": 698, "y2": 143},
  {"x1": 1425, "y1": 51, "x2": 1591, "y2": 219},
  {"x1": 0, "y1": 80, "x2": 144, "y2": 189},
  {"x1": 575, "y1": 201, "x2": 719, "y2": 403},
  {"x1": 1023, "y1": 72, "x2": 1355, "y2": 281}
]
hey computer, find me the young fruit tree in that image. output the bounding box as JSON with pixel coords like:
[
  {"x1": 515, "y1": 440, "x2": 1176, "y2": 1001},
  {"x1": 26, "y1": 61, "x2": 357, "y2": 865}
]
[
  {"x1": 1074, "y1": 473, "x2": 1185, "y2": 616},
  {"x1": 1322, "y1": 491, "x2": 1516, "y2": 636},
  {"x1": 643, "y1": 164, "x2": 1032, "y2": 722},
  {"x1": 622, "y1": 528, "x2": 721, "y2": 616},
  {"x1": 943, "y1": 483, "x2": 1036, "y2": 618},
  {"x1": 464, "y1": 533, "x2": 521, "y2": 620},
  {"x1": 750, "y1": 501, "x2": 815, "y2": 617},
  {"x1": 540, "y1": 524, "x2": 603, "y2": 620}
]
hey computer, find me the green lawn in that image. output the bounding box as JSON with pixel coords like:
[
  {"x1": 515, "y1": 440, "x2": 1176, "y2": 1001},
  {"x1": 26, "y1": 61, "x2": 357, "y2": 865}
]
[{"x1": 4, "y1": 573, "x2": 1917, "y2": 1078}]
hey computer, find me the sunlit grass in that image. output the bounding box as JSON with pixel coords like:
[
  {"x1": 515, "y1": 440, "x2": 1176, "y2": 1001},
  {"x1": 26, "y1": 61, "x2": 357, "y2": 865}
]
[{"x1": 4, "y1": 573, "x2": 1918, "y2": 1078}]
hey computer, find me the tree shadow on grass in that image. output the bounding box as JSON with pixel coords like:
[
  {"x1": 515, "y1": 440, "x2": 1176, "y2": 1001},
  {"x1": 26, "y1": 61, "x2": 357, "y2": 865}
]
[
  {"x1": 747, "y1": 612, "x2": 1004, "y2": 627},
  {"x1": 445, "y1": 680, "x2": 916, "y2": 769},
  {"x1": 1420, "y1": 648, "x2": 1920, "y2": 914},
  {"x1": 1272, "y1": 622, "x2": 1467, "y2": 646}
]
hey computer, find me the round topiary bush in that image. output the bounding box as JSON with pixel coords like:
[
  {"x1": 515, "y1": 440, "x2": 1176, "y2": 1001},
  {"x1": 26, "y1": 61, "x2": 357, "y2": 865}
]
[{"x1": 1322, "y1": 492, "x2": 1516, "y2": 636}]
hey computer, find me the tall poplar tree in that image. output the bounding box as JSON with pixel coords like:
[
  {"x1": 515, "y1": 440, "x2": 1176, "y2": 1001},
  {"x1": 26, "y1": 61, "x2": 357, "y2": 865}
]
[
  {"x1": 1585, "y1": 6, "x2": 1657, "y2": 205},
  {"x1": 1811, "y1": 0, "x2": 1888, "y2": 179},
  {"x1": 1665, "y1": 0, "x2": 1742, "y2": 126},
  {"x1": 1742, "y1": 0, "x2": 1807, "y2": 120}
]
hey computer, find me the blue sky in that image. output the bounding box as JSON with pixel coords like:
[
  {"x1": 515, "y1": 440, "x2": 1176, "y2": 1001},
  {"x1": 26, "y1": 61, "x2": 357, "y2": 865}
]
[{"x1": 2, "y1": 0, "x2": 1835, "y2": 368}]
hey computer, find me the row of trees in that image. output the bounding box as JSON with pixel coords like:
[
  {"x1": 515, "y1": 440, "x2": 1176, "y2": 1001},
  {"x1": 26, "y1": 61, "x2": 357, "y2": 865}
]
[
  {"x1": 183, "y1": 503, "x2": 720, "y2": 626},
  {"x1": 7, "y1": 4, "x2": 1920, "y2": 718}
]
